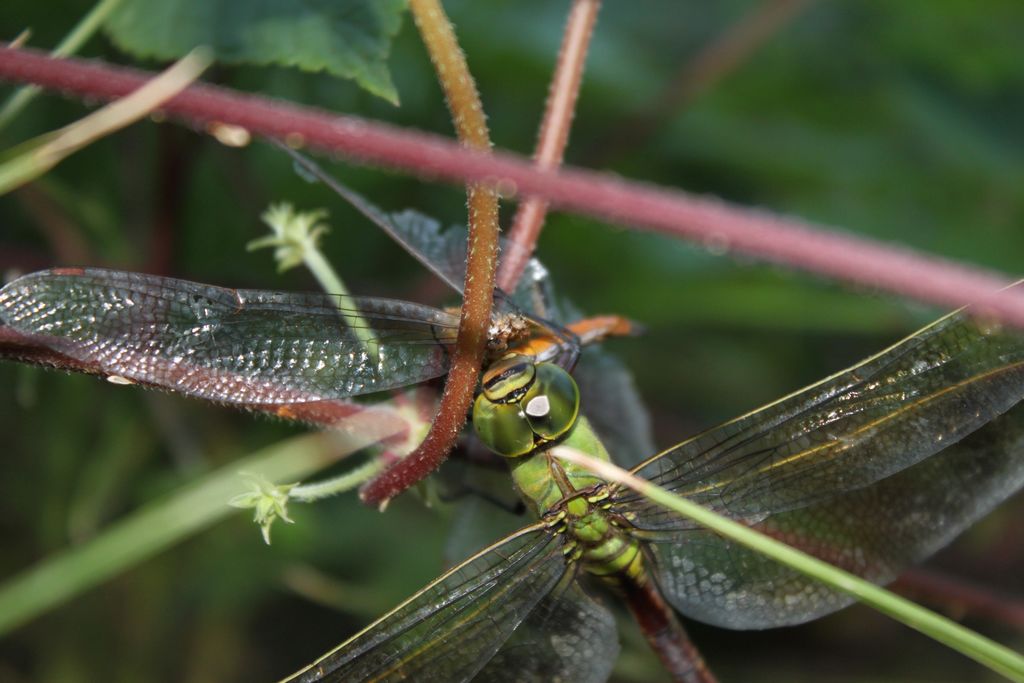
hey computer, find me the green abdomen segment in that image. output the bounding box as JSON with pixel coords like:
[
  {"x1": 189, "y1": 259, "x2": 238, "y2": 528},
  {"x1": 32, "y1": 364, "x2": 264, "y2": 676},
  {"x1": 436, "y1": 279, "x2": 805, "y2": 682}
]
[{"x1": 573, "y1": 507, "x2": 643, "y2": 581}]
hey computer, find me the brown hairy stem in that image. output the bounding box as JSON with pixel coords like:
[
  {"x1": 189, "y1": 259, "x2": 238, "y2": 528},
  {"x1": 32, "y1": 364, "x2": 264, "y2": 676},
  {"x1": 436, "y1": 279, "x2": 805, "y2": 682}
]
[
  {"x1": 359, "y1": 0, "x2": 500, "y2": 505},
  {"x1": 498, "y1": 0, "x2": 601, "y2": 292}
]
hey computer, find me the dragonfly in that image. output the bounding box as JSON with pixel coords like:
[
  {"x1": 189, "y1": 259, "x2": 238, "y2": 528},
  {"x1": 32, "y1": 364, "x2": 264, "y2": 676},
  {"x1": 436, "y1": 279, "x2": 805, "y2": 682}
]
[
  {"x1": 273, "y1": 287, "x2": 1024, "y2": 682},
  {"x1": 2, "y1": 158, "x2": 1023, "y2": 680}
]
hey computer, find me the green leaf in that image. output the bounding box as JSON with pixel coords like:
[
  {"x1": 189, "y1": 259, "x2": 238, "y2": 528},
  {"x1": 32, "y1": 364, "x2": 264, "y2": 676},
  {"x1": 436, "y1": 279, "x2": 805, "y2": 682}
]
[{"x1": 104, "y1": 0, "x2": 406, "y2": 103}]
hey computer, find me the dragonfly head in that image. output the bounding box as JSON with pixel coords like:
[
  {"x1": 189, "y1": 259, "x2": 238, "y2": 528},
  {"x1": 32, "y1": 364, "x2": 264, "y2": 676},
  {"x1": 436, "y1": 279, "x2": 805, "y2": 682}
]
[{"x1": 473, "y1": 355, "x2": 580, "y2": 458}]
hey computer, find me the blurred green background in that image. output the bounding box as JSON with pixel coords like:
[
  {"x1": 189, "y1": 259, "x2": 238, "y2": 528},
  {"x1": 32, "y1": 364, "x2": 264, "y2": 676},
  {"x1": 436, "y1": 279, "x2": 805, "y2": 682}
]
[{"x1": 1, "y1": 1, "x2": 1022, "y2": 681}]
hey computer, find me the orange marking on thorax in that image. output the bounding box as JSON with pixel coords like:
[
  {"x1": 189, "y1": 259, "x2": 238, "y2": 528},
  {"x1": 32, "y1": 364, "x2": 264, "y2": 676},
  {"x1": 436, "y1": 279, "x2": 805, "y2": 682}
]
[{"x1": 504, "y1": 314, "x2": 637, "y2": 361}]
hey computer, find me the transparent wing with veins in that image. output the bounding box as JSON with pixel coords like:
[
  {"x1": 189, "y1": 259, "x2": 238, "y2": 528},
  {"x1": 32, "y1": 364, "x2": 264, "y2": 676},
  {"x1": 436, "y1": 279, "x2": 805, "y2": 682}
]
[
  {"x1": 615, "y1": 294, "x2": 1024, "y2": 628},
  {"x1": 0, "y1": 268, "x2": 461, "y2": 406}
]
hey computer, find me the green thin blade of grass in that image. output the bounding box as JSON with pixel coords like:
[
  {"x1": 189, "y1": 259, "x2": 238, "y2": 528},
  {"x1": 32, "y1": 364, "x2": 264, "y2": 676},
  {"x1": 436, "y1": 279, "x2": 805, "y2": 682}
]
[
  {"x1": 0, "y1": 423, "x2": 400, "y2": 636},
  {"x1": 0, "y1": 48, "x2": 209, "y2": 195},
  {"x1": 553, "y1": 446, "x2": 1024, "y2": 683}
]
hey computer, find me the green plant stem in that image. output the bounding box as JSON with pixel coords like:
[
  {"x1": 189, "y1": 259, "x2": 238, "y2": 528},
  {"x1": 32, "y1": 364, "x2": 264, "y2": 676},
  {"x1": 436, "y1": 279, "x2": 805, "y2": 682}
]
[
  {"x1": 291, "y1": 459, "x2": 384, "y2": 502},
  {"x1": 0, "y1": 0, "x2": 125, "y2": 131},
  {"x1": 554, "y1": 447, "x2": 1024, "y2": 683},
  {"x1": 0, "y1": 430, "x2": 382, "y2": 636},
  {"x1": 302, "y1": 244, "x2": 378, "y2": 355},
  {"x1": 303, "y1": 245, "x2": 351, "y2": 303}
]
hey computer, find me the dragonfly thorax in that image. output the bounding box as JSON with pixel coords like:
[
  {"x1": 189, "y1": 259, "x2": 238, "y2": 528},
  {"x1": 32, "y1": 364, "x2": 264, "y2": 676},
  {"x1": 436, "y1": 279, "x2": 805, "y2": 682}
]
[
  {"x1": 485, "y1": 313, "x2": 532, "y2": 355},
  {"x1": 473, "y1": 355, "x2": 580, "y2": 457},
  {"x1": 550, "y1": 490, "x2": 647, "y2": 584}
]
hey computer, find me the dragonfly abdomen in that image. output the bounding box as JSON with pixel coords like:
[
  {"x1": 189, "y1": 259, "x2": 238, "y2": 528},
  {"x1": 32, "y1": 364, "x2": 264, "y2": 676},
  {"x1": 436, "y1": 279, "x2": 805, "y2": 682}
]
[
  {"x1": 561, "y1": 492, "x2": 646, "y2": 584},
  {"x1": 577, "y1": 516, "x2": 645, "y2": 582},
  {"x1": 568, "y1": 504, "x2": 714, "y2": 682}
]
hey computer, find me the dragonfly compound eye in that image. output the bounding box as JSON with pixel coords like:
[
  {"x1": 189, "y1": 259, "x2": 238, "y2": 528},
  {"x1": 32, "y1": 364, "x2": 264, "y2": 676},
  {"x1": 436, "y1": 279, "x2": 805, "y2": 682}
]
[
  {"x1": 473, "y1": 361, "x2": 580, "y2": 458},
  {"x1": 480, "y1": 356, "x2": 536, "y2": 403},
  {"x1": 522, "y1": 363, "x2": 579, "y2": 441}
]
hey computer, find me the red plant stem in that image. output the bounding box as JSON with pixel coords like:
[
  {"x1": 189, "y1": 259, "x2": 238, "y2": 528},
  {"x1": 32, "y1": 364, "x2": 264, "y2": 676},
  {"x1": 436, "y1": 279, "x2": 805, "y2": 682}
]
[
  {"x1": 894, "y1": 569, "x2": 1024, "y2": 629},
  {"x1": 498, "y1": 0, "x2": 601, "y2": 292},
  {"x1": 1, "y1": 46, "x2": 1022, "y2": 327},
  {"x1": 664, "y1": 0, "x2": 813, "y2": 111},
  {"x1": 359, "y1": 0, "x2": 500, "y2": 505},
  {"x1": 589, "y1": 0, "x2": 813, "y2": 165},
  {"x1": 14, "y1": 185, "x2": 93, "y2": 264},
  {"x1": 149, "y1": 127, "x2": 197, "y2": 275}
]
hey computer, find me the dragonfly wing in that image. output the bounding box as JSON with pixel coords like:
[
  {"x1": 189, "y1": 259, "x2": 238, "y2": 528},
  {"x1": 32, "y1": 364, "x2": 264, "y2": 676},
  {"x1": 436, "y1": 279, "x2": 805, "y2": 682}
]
[
  {"x1": 280, "y1": 146, "x2": 466, "y2": 295},
  {"x1": 638, "y1": 396, "x2": 1024, "y2": 629},
  {"x1": 282, "y1": 523, "x2": 572, "y2": 683},
  {"x1": 574, "y1": 345, "x2": 656, "y2": 469},
  {"x1": 283, "y1": 147, "x2": 551, "y2": 309},
  {"x1": 0, "y1": 268, "x2": 459, "y2": 405},
  {"x1": 364, "y1": 211, "x2": 554, "y2": 317},
  {"x1": 477, "y1": 577, "x2": 619, "y2": 683},
  {"x1": 620, "y1": 293, "x2": 1024, "y2": 521}
]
